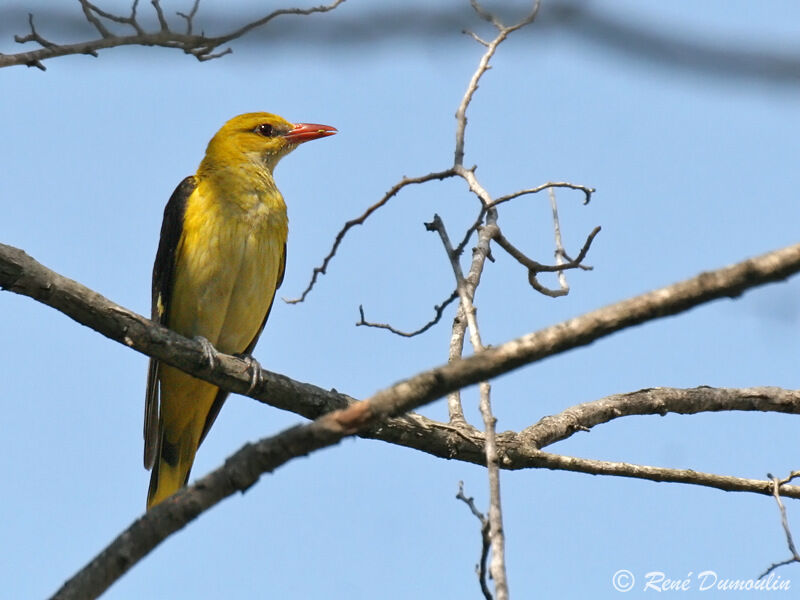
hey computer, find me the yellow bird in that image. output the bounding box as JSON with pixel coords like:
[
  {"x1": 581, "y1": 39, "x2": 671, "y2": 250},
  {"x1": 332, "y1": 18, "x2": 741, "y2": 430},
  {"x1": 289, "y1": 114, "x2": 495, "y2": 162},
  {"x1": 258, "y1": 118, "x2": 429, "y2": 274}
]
[{"x1": 144, "y1": 112, "x2": 336, "y2": 508}]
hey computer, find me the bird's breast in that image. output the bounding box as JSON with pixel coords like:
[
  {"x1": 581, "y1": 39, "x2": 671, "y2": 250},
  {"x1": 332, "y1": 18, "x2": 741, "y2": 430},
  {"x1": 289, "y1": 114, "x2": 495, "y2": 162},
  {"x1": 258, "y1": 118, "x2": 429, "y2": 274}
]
[{"x1": 169, "y1": 186, "x2": 288, "y2": 353}]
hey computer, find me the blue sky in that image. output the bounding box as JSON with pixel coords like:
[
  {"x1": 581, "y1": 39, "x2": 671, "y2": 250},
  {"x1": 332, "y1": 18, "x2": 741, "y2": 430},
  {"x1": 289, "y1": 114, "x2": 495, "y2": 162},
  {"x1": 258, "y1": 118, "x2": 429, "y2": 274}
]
[{"x1": 2, "y1": 1, "x2": 800, "y2": 598}]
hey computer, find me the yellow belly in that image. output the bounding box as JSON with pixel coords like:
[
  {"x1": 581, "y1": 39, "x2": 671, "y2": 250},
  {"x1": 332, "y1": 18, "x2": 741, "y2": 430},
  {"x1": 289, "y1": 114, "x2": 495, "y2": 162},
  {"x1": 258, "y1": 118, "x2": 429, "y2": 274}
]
[
  {"x1": 159, "y1": 185, "x2": 287, "y2": 454},
  {"x1": 170, "y1": 190, "x2": 286, "y2": 352}
]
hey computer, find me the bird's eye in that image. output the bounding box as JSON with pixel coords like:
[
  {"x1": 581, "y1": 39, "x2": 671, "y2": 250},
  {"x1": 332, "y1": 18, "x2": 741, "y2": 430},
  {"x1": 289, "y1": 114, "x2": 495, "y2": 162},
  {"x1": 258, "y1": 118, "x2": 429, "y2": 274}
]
[{"x1": 256, "y1": 123, "x2": 275, "y2": 137}]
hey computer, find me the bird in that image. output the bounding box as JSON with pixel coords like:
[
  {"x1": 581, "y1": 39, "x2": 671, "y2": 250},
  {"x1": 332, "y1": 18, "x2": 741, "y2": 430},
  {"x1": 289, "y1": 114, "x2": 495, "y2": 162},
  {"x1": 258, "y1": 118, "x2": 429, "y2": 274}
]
[{"x1": 144, "y1": 112, "x2": 336, "y2": 508}]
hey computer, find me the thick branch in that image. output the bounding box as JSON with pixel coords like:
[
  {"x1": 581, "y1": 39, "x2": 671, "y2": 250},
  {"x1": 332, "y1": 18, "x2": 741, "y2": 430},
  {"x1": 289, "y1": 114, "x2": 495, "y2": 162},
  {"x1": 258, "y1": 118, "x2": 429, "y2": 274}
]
[
  {"x1": 521, "y1": 386, "x2": 800, "y2": 448},
  {"x1": 3, "y1": 240, "x2": 800, "y2": 431},
  {"x1": 3, "y1": 243, "x2": 800, "y2": 499},
  {"x1": 51, "y1": 371, "x2": 445, "y2": 599},
  {"x1": 5, "y1": 242, "x2": 800, "y2": 596}
]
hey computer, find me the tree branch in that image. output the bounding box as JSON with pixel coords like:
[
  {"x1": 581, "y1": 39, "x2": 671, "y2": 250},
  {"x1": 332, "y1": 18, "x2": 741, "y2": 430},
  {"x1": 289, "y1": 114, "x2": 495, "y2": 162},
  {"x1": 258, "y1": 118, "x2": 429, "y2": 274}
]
[
  {"x1": 50, "y1": 364, "x2": 453, "y2": 599},
  {"x1": 5, "y1": 241, "x2": 800, "y2": 596},
  {"x1": 286, "y1": 168, "x2": 456, "y2": 303},
  {"x1": 3, "y1": 239, "x2": 800, "y2": 436},
  {"x1": 1, "y1": 0, "x2": 346, "y2": 70},
  {"x1": 760, "y1": 474, "x2": 800, "y2": 579},
  {"x1": 355, "y1": 290, "x2": 459, "y2": 338},
  {"x1": 457, "y1": 481, "x2": 493, "y2": 600},
  {"x1": 427, "y1": 211, "x2": 509, "y2": 596}
]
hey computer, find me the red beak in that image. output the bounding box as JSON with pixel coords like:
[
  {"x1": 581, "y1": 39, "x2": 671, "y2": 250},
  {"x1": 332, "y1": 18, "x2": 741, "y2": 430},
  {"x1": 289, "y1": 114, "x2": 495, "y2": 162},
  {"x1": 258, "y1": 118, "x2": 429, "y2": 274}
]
[{"x1": 283, "y1": 123, "x2": 337, "y2": 143}]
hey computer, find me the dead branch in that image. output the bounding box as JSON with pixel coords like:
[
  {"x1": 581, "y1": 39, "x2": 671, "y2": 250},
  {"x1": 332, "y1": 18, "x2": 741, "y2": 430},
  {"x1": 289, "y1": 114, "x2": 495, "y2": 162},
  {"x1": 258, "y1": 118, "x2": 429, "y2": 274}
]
[
  {"x1": 1, "y1": 0, "x2": 346, "y2": 70},
  {"x1": 6, "y1": 240, "x2": 800, "y2": 597},
  {"x1": 286, "y1": 168, "x2": 456, "y2": 303},
  {"x1": 3, "y1": 243, "x2": 800, "y2": 500},
  {"x1": 428, "y1": 210, "x2": 509, "y2": 594},
  {"x1": 3, "y1": 241, "x2": 800, "y2": 424},
  {"x1": 50, "y1": 365, "x2": 456, "y2": 599},
  {"x1": 491, "y1": 224, "x2": 601, "y2": 297},
  {"x1": 521, "y1": 386, "x2": 800, "y2": 448},
  {"x1": 356, "y1": 290, "x2": 459, "y2": 337},
  {"x1": 759, "y1": 474, "x2": 800, "y2": 579},
  {"x1": 457, "y1": 482, "x2": 493, "y2": 600}
]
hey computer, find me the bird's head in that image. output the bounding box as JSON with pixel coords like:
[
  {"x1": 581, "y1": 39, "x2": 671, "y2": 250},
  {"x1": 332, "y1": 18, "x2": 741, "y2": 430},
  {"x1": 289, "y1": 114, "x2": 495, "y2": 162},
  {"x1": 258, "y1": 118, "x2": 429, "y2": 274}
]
[{"x1": 200, "y1": 112, "x2": 337, "y2": 174}]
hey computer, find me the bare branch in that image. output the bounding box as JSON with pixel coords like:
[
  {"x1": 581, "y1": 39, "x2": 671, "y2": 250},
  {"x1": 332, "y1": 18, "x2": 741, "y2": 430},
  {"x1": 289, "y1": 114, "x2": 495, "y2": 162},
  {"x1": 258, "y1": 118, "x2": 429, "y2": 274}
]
[
  {"x1": 372, "y1": 388, "x2": 800, "y2": 498},
  {"x1": 1, "y1": 0, "x2": 347, "y2": 70},
  {"x1": 520, "y1": 450, "x2": 800, "y2": 498},
  {"x1": 78, "y1": 1, "x2": 112, "y2": 38},
  {"x1": 548, "y1": 188, "x2": 570, "y2": 293},
  {"x1": 463, "y1": 29, "x2": 490, "y2": 47},
  {"x1": 454, "y1": 1, "x2": 541, "y2": 167},
  {"x1": 4, "y1": 241, "x2": 800, "y2": 420},
  {"x1": 48, "y1": 381, "x2": 800, "y2": 598},
  {"x1": 176, "y1": 0, "x2": 201, "y2": 35},
  {"x1": 431, "y1": 212, "x2": 496, "y2": 424},
  {"x1": 779, "y1": 471, "x2": 800, "y2": 486},
  {"x1": 286, "y1": 168, "x2": 455, "y2": 303},
  {"x1": 356, "y1": 290, "x2": 459, "y2": 337},
  {"x1": 51, "y1": 355, "x2": 474, "y2": 599},
  {"x1": 151, "y1": 0, "x2": 169, "y2": 31},
  {"x1": 490, "y1": 224, "x2": 601, "y2": 297},
  {"x1": 521, "y1": 386, "x2": 800, "y2": 448},
  {"x1": 457, "y1": 482, "x2": 493, "y2": 600},
  {"x1": 4, "y1": 243, "x2": 800, "y2": 507},
  {"x1": 759, "y1": 475, "x2": 800, "y2": 579},
  {"x1": 12, "y1": 14, "x2": 54, "y2": 69},
  {"x1": 427, "y1": 213, "x2": 509, "y2": 599},
  {"x1": 491, "y1": 181, "x2": 595, "y2": 207},
  {"x1": 492, "y1": 226, "x2": 601, "y2": 275},
  {"x1": 4, "y1": 242, "x2": 800, "y2": 487},
  {"x1": 454, "y1": 181, "x2": 595, "y2": 257}
]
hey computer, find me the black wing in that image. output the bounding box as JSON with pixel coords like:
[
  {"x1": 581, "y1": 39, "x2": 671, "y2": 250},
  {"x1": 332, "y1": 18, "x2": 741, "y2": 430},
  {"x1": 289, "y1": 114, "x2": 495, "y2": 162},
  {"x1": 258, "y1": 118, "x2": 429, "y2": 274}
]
[
  {"x1": 197, "y1": 242, "x2": 286, "y2": 446},
  {"x1": 144, "y1": 175, "x2": 196, "y2": 469}
]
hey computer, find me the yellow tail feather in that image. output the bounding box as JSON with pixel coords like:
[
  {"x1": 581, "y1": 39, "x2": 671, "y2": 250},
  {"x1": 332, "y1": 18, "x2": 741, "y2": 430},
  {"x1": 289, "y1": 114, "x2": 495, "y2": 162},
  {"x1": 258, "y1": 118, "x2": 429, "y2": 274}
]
[{"x1": 146, "y1": 430, "x2": 199, "y2": 509}]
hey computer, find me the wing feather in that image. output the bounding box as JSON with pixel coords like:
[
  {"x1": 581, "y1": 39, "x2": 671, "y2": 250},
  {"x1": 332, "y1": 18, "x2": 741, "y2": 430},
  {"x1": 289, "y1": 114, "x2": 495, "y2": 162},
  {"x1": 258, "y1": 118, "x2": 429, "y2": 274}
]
[{"x1": 144, "y1": 176, "x2": 196, "y2": 469}]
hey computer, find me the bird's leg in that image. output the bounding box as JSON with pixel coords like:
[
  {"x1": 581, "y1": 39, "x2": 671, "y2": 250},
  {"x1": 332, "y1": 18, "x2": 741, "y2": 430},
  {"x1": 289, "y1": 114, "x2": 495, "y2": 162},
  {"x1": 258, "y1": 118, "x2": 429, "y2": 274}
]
[
  {"x1": 194, "y1": 336, "x2": 219, "y2": 370},
  {"x1": 235, "y1": 353, "x2": 263, "y2": 394}
]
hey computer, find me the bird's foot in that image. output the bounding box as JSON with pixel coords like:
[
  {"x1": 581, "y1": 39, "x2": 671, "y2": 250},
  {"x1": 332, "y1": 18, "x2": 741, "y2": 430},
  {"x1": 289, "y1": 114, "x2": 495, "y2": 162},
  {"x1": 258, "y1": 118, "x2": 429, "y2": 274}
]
[
  {"x1": 194, "y1": 336, "x2": 219, "y2": 370},
  {"x1": 235, "y1": 353, "x2": 263, "y2": 394}
]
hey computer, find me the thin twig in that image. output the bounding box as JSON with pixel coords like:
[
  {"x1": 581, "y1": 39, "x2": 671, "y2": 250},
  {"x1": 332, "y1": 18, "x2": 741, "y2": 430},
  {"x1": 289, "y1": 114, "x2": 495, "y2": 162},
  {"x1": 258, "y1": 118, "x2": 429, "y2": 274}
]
[
  {"x1": 79, "y1": 1, "x2": 112, "y2": 38},
  {"x1": 455, "y1": 181, "x2": 595, "y2": 257},
  {"x1": 491, "y1": 181, "x2": 595, "y2": 207},
  {"x1": 491, "y1": 224, "x2": 601, "y2": 297},
  {"x1": 176, "y1": 0, "x2": 201, "y2": 35},
  {"x1": 151, "y1": 0, "x2": 170, "y2": 31},
  {"x1": 286, "y1": 168, "x2": 456, "y2": 304},
  {"x1": 427, "y1": 212, "x2": 509, "y2": 599},
  {"x1": 2, "y1": 0, "x2": 347, "y2": 69},
  {"x1": 549, "y1": 188, "x2": 569, "y2": 292},
  {"x1": 457, "y1": 482, "x2": 493, "y2": 600},
  {"x1": 437, "y1": 211, "x2": 496, "y2": 424},
  {"x1": 454, "y1": 0, "x2": 541, "y2": 167},
  {"x1": 759, "y1": 475, "x2": 800, "y2": 579},
  {"x1": 356, "y1": 291, "x2": 459, "y2": 337},
  {"x1": 492, "y1": 226, "x2": 600, "y2": 275}
]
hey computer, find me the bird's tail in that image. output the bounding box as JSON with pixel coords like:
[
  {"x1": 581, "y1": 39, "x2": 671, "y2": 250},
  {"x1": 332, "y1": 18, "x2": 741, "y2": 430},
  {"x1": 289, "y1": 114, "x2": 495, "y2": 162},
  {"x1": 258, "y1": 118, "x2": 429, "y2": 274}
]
[{"x1": 147, "y1": 431, "x2": 198, "y2": 509}]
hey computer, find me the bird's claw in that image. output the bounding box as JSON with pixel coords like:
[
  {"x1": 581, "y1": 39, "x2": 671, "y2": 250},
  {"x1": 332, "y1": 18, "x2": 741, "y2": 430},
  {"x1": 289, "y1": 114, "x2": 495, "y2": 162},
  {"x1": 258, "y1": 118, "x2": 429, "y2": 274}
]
[
  {"x1": 194, "y1": 336, "x2": 218, "y2": 370},
  {"x1": 236, "y1": 353, "x2": 263, "y2": 394}
]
